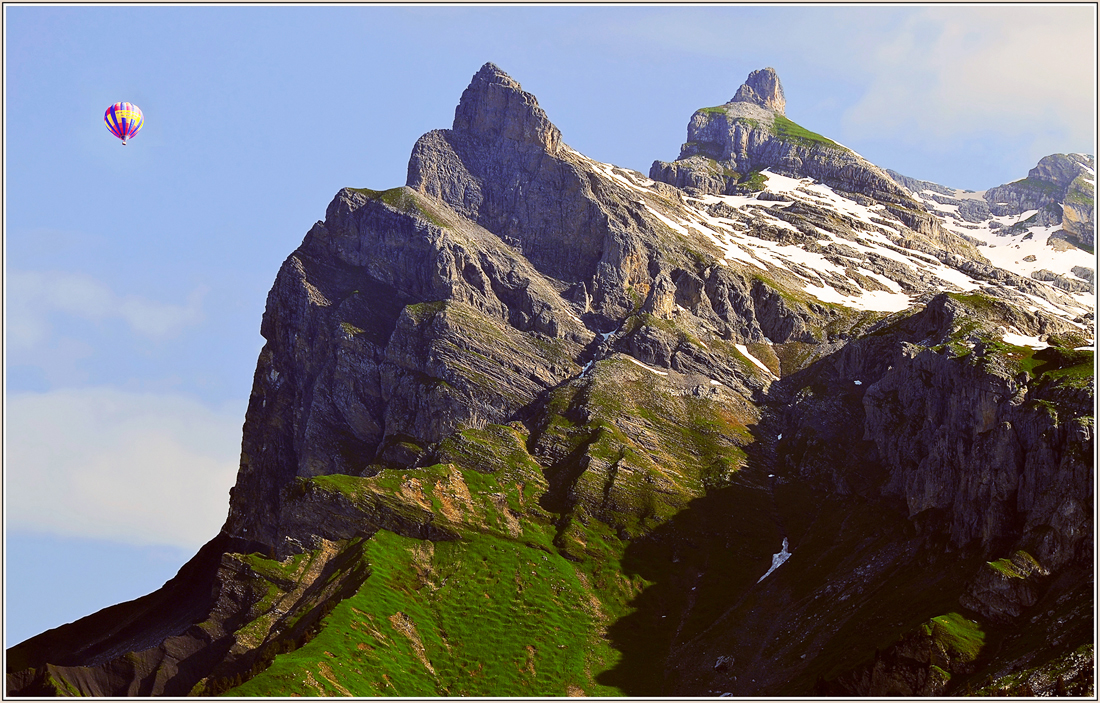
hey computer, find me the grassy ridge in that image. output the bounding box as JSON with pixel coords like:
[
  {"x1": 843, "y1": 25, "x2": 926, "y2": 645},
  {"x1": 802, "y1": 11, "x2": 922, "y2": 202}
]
[
  {"x1": 771, "y1": 114, "x2": 840, "y2": 149},
  {"x1": 348, "y1": 186, "x2": 447, "y2": 228}
]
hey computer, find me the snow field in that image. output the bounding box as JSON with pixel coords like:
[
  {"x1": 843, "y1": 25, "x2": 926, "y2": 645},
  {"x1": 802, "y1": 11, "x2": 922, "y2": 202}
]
[
  {"x1": 682, "y1": 174, "x2": 987, "y2": 311},
  {"x1": 578, "y1": 151, "x2": 1092, "y2": 323},
  {"x1": 1000, "y1": 331, "x2": 1048, "y2": 350}
]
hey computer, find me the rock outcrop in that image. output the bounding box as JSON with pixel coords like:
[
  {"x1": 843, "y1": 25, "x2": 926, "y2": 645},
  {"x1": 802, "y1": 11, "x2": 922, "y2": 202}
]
[
  {"x1": 983, "y1": 153, "x2": 1095, "y2": 247},
  {"x1": 730, "y1": 67, "x2": 786, "y2": 114},
  {"x1": 861, "y1": 296, "x2": 1092, "y2": 566},
  {"x1": 407, "y1": 63, "x2": 623, "y2": 295},
  {"x1": 818, "y1": 612, "x2": 986, "y2": 696},
  {"x1": 3, "y1": 533, "x2": 366, "y2": 696},
  {"x1": 888, "y1": 154, "x2": 1096, "y2": 304}
]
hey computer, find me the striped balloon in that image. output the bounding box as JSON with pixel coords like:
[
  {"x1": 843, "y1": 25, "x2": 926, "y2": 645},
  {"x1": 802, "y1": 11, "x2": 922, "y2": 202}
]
[{"x1": 104, "y1": 102, "x2": 143, "y2": 145}]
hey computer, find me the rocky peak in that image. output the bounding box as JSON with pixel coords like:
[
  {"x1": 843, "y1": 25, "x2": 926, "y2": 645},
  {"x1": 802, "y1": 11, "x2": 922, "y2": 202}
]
[
  {"x1": 1027, "y1": 153, "x2": 1093, "y2": 189},
  {"x1": 451, "y1": 61, "x2": 561, "y2": 153},
  {"x1": 977, "y1": 152, "x2": 1097, "y2": 248},
  {"x1": 650, "y1": 66, "x2": 921, "y2": 207},
  {"x1": 406, "y1": 63, "x2": 629, "y2": 285},
  {"x1": 730, "y1": 67, "x2": 786, "y2": 115}
]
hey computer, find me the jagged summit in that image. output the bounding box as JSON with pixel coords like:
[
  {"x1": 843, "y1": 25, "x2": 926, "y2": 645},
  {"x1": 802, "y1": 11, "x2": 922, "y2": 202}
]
[
  {"x1": 451, "y1": 62, "x2": 560, "y2": 152},
  {"x1": 407, "y1": 63, "x2": 610, "y2": 283},
  {"x1": 730, "y1": 67, "x2": 786, "y2": 115}
]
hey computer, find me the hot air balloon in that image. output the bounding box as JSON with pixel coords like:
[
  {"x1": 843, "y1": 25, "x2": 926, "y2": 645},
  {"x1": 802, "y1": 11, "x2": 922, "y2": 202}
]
[{"x1": 104, "y1": 102, "x2": 143, "y2": 145}]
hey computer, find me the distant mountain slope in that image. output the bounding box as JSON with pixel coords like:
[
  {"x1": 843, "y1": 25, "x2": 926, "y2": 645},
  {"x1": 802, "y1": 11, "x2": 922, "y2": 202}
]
[
  {"x1": 886, "y1": 154, "x2": 1095, "y2": 305},
  {"x1": 7, "y1": 64, "x2": 1094, "y2": 698}
]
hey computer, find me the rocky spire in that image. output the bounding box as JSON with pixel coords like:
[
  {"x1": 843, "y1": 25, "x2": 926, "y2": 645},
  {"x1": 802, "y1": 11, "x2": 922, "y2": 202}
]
[
  {"x1": 730, "y1": 67, "x2": 786, "y2": 115},
  {"x1": 451, "y1": 62, "x2": 561, "y2": 152}
]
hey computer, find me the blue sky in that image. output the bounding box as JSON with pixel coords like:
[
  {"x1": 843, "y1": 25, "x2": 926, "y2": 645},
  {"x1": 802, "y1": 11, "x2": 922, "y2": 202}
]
[{"x1": 4, "y1": 4, "x2": 1096, "y2": 646}]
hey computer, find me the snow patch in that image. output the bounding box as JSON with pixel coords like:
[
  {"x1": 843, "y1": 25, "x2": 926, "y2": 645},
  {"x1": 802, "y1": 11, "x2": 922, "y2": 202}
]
[
  {"x1": 691, "y1": 192, "x2": 787, "y2": 211},
  {"x1": 927, "y1": 200, "x2": 960, "y2": 214},
  {"x1": 926, "y1": 264, "x2": 982, "y2": 292},
  {"x1": 747, "y1": 239, "x2": 846, "y2": 277},
  {"x1": 624, "y1": 355, "x2": 669, "y2": 376},
  {"x1": 590, "y1": 160, "x2": 658, "y2": 196},
  {"x1": 734, "y1": 343, "x2": 776, "y2": 378},
  {"x1": 1001, "y1": 331, "x2": 1048, "y2": 350},
  {"x1": 760, "y1": 169, "x2": 810, "y2": 194},
  {"x1": 801, "y1": 283, "x2": 913, "y2": 312},
  {"x1": 950, "y1": 189, "x2": 988, "y2": 201},
  {"x1": 642, "y1": 203, "x2": 688, "y2": 235},
  {"x1": 963, "y1": 222, "x2": 1095, "y2": 290},
  {"x1": 757, "y1": 537, "x2": 791, "y2": 583}
]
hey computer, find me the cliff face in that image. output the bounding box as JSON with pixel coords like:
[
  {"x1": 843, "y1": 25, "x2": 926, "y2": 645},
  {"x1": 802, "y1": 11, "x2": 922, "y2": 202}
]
[
  {"x1": 7, "y1": 64, "x2": 1094, "y2": 698},
  {"x1": 222, "y1": 186, "x2": 595, "y2": 549},
  {"x1": 660, "y1": 294, "x2": 1092, "y2": 698},
  {"x1": 731, "y1": 67, "x2": 787, "y2": 114}
]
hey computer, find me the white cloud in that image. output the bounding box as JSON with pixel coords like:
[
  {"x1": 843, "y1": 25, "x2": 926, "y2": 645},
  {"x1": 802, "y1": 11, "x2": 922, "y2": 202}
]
[
  {"x1": 842, "y1": 6, "x2": 1096, "y2": 157},
  {"x1": 5, "y1": 387, "x2": 242, "y2": 549},
  {"x1": 7, "y1": 269, "x2": 206, "y2": 349}
]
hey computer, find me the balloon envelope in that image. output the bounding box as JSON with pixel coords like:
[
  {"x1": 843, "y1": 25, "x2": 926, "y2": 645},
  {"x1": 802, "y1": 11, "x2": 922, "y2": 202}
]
[{"x1": 104, "y1": 102, "x2": 143, "y2": 144}]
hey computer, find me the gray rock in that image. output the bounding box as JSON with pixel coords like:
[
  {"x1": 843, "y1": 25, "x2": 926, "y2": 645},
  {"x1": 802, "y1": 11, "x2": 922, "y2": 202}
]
[
  {"x1": 652, "y1": 69, "x2": 907, "y2": 200},
  {"x1": 1030, "y1": 268, "x2": 1094, "y2": 294},
  {"x1": 983, "y1": 155, "x2": 1095, "y2": 248},
  {"x1": 959, "y1": 552, "x2": 1050, "y2": 623},
  {"x1": 1029, "y1": 153, "x2": 1093, "y2": 189},
  {"x1": 730, "y1": 67, "x2": 786, "y2": 115}
]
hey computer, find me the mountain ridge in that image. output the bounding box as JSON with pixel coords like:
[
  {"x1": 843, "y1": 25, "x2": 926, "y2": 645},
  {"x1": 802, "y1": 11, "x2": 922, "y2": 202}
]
[
  {"x1": 6, "y1": 63, "x2": 1094, "y2": 698},
  {"x1": 885, "y1": 154, "x2": 1095, "y2": 304}
]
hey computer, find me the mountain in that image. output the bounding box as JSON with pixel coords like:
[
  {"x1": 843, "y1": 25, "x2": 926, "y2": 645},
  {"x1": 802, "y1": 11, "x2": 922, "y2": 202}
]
[
  {"x1": 651, "y1": 67, "x2": 908, "y2": 200},
  {"x1": 886, "y1": 154, "x2": 1096, "y2": 299},
  {"x1": 7, "y1": 64, "x2": 1095, "y2": 697}
]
